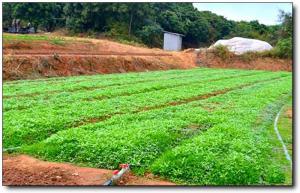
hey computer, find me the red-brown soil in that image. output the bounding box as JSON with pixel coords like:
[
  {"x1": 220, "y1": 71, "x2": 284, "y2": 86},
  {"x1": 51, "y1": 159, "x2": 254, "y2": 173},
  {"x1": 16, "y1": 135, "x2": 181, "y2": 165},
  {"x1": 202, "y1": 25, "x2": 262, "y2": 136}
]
[
  {"x1": 197, "y1": 50, "x2": 292, "y2": 72},
  {"x1": 2, "y1": 154, "x2": 175, "y2": 186},
  {"x1": 286, "y1": 108, "x2": 293, "y2": 119},
  {"x1": 3, "y1": 36, "x2": 196, "y2": 80},
  {"x1": 3, "y1": 34, "x2": 292, "y2": 81}
]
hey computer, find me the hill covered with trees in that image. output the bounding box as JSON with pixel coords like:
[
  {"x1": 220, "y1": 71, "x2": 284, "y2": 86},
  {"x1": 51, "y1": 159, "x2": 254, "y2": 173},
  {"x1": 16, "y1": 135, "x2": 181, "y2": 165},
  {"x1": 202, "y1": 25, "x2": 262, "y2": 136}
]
[{"x1": 3, "y1": 2, "x2": 292, "y2": 54}]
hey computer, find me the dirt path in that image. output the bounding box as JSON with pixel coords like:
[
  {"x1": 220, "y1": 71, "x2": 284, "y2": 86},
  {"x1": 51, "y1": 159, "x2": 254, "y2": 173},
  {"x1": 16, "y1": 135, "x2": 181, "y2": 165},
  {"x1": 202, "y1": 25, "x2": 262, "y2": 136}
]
[
  {"x1": 5, "y1": 51, "x2": 172, "y2": 57},
  {"x1": 2, "y1": 154, "x2": 175, "y2": 186}
]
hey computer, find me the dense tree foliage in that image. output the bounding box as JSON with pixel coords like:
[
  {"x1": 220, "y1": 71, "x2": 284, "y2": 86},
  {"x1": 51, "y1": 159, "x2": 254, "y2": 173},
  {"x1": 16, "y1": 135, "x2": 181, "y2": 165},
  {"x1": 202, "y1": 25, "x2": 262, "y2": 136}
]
[{"x1": 3, "y1": 2, "x2": 292, "y2": 49}]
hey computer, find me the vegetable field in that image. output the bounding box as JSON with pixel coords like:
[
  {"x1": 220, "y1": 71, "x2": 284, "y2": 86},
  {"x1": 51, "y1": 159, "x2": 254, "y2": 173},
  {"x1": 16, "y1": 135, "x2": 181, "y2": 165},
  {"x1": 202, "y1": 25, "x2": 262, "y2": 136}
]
[{"x1": 3, "y1": 68, "x2": 292, "y2": 185}]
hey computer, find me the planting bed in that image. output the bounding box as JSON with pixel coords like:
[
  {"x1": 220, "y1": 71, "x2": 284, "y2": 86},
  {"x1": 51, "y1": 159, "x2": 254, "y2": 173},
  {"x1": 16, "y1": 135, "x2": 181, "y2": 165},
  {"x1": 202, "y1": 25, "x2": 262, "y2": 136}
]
[{"x1": 3, "y1": 68, "x2": 292, "y2": 185}]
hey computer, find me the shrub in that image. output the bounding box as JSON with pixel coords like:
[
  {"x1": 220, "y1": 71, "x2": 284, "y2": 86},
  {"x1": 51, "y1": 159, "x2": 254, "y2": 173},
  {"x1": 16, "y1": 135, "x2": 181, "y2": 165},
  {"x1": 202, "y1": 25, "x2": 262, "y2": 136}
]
[
  {"x1": 86, "y1": 30, "x2": 97, "y2": 39},
  {"x1": 273, "y1": 38, "x2": 292, "y2": 59},
  {"x1": 105, "y1": 21, "x2": 145, "y2": 47},
  {"x1": 250, "y1": 38, "x2": 292, "y2": 59},
  {"x1": 212, "y1": 45, "x2": 232, "y2": 61},
  {"x1": 105, "y1": 21, "x2": 131, "y2": 40},
  {"x1": 239, "y1": 51, "x2": 259, "y2": 62},
  {"x1": 237, "y1": 37, "x2": 292, "y2": 60}
]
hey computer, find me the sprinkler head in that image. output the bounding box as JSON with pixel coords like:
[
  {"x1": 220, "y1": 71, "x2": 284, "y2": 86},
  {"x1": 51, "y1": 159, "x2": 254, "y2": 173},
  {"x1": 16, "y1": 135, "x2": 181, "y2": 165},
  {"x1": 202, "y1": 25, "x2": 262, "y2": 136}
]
[{"x1": 113, "y1": 170, "x2": 119, "y2": 175}]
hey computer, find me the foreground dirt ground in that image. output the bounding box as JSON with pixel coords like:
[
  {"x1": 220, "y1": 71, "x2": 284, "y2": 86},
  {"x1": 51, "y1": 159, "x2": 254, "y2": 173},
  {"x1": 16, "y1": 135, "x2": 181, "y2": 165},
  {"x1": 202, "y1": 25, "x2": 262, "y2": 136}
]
[{"x1": 3, "y1": 154, "x2": 175, "y2": 186}]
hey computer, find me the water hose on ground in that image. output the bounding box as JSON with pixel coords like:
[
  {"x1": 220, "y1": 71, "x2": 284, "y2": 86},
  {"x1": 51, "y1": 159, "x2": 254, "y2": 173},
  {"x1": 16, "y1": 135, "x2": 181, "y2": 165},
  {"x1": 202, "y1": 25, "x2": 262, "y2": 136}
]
[{"x1": 274, "y1": 106, "x2": 292, "y2": 168}]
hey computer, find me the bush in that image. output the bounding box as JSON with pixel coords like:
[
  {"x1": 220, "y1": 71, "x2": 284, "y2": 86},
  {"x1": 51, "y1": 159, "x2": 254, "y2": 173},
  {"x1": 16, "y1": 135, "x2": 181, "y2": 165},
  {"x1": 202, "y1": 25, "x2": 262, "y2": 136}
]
[
  {"x1": 239, "y1": 51, "x2": 259, "y2": 62},
  {"x1": 212, "y1": 45, "x2": 232, "y2": 60},
  {"x1": 252, "y1": 38, "x2": 292, "y2": 59},
  {"x1": 273, "y1": 38, "x2": 292, "y2": 59},
  {"x1": 105, "y1": 21, "x2": 145, "y2": 47},
  {"x1": 86, "y1": 30, "x2": 97, "y2": 39},
  {"x1": 105, "y1": 21, "x2": 129, "y2": 38}
]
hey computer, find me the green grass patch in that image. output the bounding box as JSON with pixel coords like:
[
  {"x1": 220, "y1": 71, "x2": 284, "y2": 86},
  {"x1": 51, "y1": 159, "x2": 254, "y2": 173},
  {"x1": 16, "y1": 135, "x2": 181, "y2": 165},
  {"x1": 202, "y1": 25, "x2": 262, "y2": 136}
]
[
  {"x1": 3, "y1": 33, "x2": 49, "y2": 41},
  {"x1": 3, "y1": 33, "x2": 66, "y2": 46}
]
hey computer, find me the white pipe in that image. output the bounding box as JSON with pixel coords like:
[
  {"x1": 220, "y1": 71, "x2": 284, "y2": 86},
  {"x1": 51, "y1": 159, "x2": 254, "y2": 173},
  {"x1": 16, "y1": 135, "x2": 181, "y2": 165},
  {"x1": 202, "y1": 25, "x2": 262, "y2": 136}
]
[
  {"x1": 274, "y1": 106, "x2": 292, "y2": 168},
  {"x1": 3, "y1": 146, "x2": 21, "y2": 152},
  {"x1": 111, "y1": 166, "x2": 130, "y2": 182},
  {"x1": 103, "y1": 164, "x2": 130, "y2": 185}
]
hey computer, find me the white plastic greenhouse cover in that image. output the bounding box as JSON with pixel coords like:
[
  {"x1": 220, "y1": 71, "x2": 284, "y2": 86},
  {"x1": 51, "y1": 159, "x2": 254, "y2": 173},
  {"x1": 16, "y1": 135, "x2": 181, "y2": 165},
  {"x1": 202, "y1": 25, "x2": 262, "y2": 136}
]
[{"x1": 209, "y1": 37, "x2": 273, "y2": 55}]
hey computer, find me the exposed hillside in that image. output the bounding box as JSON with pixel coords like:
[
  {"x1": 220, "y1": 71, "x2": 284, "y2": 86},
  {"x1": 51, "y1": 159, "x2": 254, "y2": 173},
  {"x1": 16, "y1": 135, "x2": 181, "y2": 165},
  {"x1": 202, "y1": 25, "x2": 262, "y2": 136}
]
[
  {"x1": 3, "y1": 34, "x2": 196, "y2": 80},
  {"x1": 196, "y1": 49, "x2": 292, "y2": 72}
]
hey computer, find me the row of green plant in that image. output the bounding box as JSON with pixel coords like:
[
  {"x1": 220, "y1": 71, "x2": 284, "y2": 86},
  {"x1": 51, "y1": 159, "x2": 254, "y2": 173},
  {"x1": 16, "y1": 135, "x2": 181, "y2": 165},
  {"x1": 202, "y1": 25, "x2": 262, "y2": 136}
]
[
  {"x1": 4, "y1": 69, "x2": 259, "y2": 111},
  {"x1": 4, "y1": 70, "x2": 285, "y2": 148},
  {"x1": 4, "y1": 66, "x2": 208, "y2": 86},
  {"x1": 151, "y1": 78, "x2": 291, "y2": 185},
  {"x1": 20, "y1": 75, "x2": 291, "y2": 185},
  {"x1": 4, "y1": 67, "x2": 215, "y2": 96}
]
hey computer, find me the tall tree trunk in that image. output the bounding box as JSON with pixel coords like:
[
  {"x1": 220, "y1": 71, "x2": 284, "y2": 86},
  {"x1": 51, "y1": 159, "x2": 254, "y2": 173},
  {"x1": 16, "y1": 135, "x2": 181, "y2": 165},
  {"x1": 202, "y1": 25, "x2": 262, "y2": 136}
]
[{"x1": 128, "y1": 11, "x2": 133, "y2": 37}]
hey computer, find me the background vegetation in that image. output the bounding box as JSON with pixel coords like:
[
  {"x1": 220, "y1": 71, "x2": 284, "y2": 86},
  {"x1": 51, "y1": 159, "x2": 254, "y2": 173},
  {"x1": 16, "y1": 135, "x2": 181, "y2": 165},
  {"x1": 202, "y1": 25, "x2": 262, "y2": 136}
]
[{"x1": 3, "y1": 3, "x2": 292, "y2": 57}]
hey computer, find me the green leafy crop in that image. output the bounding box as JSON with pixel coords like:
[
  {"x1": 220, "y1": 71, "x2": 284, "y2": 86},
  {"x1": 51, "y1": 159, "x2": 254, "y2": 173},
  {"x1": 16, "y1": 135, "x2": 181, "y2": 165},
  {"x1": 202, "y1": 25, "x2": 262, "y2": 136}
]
[{"x1": 3, "y1": 68, "x2": 292, "y2": 185}]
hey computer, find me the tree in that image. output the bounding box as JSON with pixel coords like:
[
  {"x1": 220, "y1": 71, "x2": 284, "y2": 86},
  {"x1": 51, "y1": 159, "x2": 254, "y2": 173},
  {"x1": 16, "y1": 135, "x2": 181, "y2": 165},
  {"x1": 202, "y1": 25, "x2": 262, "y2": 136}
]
[
  {"x1": 137, "y1": 23, "x2": 163, "y2": 47},
  {"x1": 278, "y1": 10, "x2": 292, "y2": 38},
  {"x1": 2, "y1": 2, "x2": 293, "y2": 50},
  {"x1": 2, "y1": 3, "x2": 13, "y2": 28},
  {"x1": 184, "y1": 17, "x2": 210, "y2": 47},
  {"x1": 8, "y1": 3, "x2": 64, "y2": 32}
]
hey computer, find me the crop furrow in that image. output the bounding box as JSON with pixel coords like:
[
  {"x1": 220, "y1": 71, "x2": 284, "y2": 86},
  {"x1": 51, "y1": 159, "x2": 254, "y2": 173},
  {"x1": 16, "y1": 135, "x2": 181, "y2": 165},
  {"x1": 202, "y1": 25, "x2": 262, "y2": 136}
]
[
  {"x1": 83, "y1": 72, "x2": 259, "y2": 101},
  {"x1": 3, "y1": 70, "x2": 289, "y2": 149},
  {"x1": 4, "y1": 74, "x2": 192, "y2": 99},
  {"x1": 4, "y1": 70, "x2": 222, "y2": 99},
  {"x1": 4, "y1": 67, "x2": 211, "y2": 86},
  {"x1": 4, "y1": 70, "x2": 259, "y2": 111},
  {"x1": 74, "y1": 76, "x2": 285, "y2": 127},
  {"x1": 4, "y1": 68, "x2": 215, "y2": 95},
  {"x1": 19, "y1": 75, "x2": 291, "y2": 179},
  {"x1": 73, "y1": 76, "x2": 291, "y2": 135}
]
